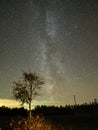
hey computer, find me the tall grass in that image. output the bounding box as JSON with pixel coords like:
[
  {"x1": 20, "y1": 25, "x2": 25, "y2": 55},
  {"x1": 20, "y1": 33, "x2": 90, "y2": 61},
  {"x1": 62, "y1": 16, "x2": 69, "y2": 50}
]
[{"x1": 10, "y1": 115, "x2": 64, "y2": 130}]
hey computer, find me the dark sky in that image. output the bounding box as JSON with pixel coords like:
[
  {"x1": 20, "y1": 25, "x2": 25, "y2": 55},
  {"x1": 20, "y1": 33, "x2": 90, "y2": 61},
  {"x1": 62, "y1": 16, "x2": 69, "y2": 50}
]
[{"x1": 0, "y1": 0, "x2": 98, "y2": 107}]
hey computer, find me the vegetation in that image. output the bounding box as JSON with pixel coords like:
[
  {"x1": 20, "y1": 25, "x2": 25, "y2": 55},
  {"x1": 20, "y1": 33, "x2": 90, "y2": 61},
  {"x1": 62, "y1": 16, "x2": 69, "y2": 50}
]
[
  {"x1": 9, "y1": 115, "x2": 60, "y2": 130},
  {"x1": 0, "y1": 101, "x2": 98, "y2": 116},
  {"x1": 0, "y1": 102, "x2": 98, "y2": 129},
  {"x1": 12, "y1": 72, "x2": 45, "y2": 129},
  {"x1": 12, "y1": 72, "x2": 44, "y2": 115},
  {"x1": 0, "y1": 72, "x2": 97, "y2": 129}
]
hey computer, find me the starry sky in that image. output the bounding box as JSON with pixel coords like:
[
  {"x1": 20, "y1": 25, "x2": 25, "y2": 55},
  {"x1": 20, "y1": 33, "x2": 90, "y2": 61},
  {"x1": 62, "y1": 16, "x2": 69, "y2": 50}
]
[{"x1": 0, "y1": 0, "x2": 98, "y2": 107}]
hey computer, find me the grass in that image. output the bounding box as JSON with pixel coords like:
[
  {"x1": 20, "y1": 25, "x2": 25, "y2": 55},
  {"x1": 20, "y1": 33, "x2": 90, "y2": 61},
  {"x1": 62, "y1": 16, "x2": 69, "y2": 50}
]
[
  {"x1": 0, "y1": 114, "x2": 98, "y2": 130},
  {"x1": 9, "y1": 115, "x2": 62, "y2": 130}
]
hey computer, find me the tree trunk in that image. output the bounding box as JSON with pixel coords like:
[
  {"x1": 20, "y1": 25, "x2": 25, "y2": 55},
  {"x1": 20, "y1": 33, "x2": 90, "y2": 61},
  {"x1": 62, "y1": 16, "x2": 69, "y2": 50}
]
[
  {"x1": 29, "y1": 83, "x2": 32, "y2": 129},
  {"x1": 29, "y1": 102, "x2": 32, "y2": 130},
  {"x1": 29, "y1": 101, "x2": 32, "y2": 118}
]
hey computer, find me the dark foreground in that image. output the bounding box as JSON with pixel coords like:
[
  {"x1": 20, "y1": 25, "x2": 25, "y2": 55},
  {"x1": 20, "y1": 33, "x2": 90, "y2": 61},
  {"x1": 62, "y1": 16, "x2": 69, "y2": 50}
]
[
  {"x1": 0, "y1": 114, "x2": 98, "y2": 130},
  {"x1": 0, "y1": 103, "x2": 98, "y2": 130}
]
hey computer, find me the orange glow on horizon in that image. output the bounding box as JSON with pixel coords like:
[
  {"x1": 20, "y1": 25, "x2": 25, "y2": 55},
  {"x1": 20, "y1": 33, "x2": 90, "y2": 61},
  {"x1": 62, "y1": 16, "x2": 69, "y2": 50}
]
[{"x1": 0, "y1": 99, "x2": 21, "y2": 108}]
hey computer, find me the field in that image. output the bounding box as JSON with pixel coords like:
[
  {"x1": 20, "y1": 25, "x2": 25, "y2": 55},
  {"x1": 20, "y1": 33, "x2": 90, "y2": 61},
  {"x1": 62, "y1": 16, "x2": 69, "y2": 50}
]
[
  {"x1": 0, "y1": 104, "x2": 98, "y2": 130},
  {"x1": 47, "y1": 114, "x2": 98, "y2": 130},
  {"x1": 0, "y1": 114, "x2": 98, "y2": 130}
]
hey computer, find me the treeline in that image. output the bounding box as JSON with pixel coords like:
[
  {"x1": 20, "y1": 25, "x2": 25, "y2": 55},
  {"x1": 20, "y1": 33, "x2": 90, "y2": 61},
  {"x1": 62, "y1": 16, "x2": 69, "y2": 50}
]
[
  {"x1": 0, "y1": 106, "x2": 28, "y2": 116},
  {"x1": 0, "y1": 102, "x2": 98, "y2": 116},
  {"x1": 34, "y1": 103, "x2": 98, "y2": 116}
]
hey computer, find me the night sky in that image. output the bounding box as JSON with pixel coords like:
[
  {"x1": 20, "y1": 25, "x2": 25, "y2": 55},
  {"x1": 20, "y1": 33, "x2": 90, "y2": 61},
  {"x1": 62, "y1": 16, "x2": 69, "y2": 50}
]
[{"x1": 0, "y1": 0, "x2": 98, "y2": 107}]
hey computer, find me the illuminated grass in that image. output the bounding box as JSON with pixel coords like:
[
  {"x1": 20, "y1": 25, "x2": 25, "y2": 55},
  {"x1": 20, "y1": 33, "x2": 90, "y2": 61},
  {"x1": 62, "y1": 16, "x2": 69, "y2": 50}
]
[{"x1": 10, "y1": 115, "x2": 64, "y2": 130}]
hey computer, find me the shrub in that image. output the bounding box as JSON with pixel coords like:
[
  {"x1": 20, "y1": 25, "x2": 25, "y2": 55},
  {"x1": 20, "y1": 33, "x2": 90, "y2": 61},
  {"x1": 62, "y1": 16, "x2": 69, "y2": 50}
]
[{"x1": 10, "y1": 115, "x2": 58, "y2": 130}]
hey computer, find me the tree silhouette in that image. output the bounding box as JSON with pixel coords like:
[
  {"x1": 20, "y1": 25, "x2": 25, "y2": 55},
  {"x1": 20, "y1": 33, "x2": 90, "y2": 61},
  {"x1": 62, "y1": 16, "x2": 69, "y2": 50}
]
[{"x1": 12, "y1": 72, "x2": 45, "y2": 127}]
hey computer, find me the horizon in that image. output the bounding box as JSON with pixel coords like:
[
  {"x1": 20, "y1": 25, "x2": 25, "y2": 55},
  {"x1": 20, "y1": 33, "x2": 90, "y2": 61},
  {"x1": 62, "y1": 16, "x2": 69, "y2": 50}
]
[{"x1": 0, "y1": 97, "x2": 97, "y2": 109}]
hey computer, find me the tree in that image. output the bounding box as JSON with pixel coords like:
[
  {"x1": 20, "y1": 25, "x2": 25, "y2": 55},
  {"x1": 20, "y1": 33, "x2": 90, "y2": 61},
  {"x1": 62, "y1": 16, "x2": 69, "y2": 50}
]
[{"x1": 12, "y1": 72, "x2": 45, "y2": 119}]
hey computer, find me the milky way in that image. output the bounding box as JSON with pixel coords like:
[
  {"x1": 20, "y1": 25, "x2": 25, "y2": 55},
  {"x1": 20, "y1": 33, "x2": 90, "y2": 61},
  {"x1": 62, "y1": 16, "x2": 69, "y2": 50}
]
[{"x1": 0, "y1": 0, "x2": 98, "y2": 106}]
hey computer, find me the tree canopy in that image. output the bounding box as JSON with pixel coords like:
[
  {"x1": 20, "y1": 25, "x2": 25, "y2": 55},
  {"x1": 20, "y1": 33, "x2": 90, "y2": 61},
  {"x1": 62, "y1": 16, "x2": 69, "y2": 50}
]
[{"x1": 12, "y1": 72, "x2": 45, "y2": 118}]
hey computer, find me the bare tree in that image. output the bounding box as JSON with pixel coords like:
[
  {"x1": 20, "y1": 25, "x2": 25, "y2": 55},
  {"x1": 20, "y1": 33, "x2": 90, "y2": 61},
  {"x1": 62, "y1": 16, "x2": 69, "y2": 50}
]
[{"x1": 12, "y1": 72, "x2": 45, "y2": 119}]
